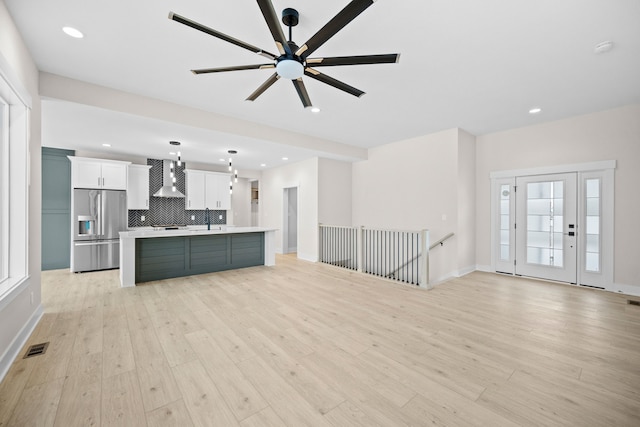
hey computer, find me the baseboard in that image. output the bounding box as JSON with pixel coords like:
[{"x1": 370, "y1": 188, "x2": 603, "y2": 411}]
[
  {"x1": 610, "y1": 282, "x2": 640, "y2": 297},
  {"x1": 475, "y1": 264, "x2": 492, "y2": 273},
  {"x1": 296, "y1": 252, "x2": 317, "y2": 263},
  {"x1": 458, "y1": 265, "x2": 476, "y2": 277},
  {"x1": 0, "y1": 304, "x2": 43, "y2": 383}
]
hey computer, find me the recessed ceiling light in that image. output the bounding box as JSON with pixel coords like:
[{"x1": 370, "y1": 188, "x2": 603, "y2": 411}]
[
  {"x1": 310, "y1": 107, "x2": 321, "y2": 113},
  {"x1": 62, "y1": 26, "x2": 84, "y2": 39},
  {"x1": 260, "y1": 163, "x2": 266, "y2": 167},
  {"x1": 282, "y1": 157, "x2": 288, "y2": 161},
  {"x1": 529, "y1": 107, "x2": 542, "y2": 114},
  {"x1": 169, "y1": 151, "x2": 176, "y2": 155},
  {"x1": 219, "y1": 158, "x2": 225, "y2": 162},
  {"x1": 102, "y1": 143, "x2": 111, "y2": 147}
]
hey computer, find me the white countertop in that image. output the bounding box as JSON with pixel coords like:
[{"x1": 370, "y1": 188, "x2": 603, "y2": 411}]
[{"x1": 120, "y1": 225, "x2": 277, "y2": 239}]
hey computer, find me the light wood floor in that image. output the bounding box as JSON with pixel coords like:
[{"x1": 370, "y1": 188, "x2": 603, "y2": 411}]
[{"x1": 1, "y1": 255, "x2": 639, "y2": 426}]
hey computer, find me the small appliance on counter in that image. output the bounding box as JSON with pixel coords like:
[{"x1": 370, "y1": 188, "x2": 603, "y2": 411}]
[{"x1": 71, "y1": 189, "x2": 127, "y2": 272}]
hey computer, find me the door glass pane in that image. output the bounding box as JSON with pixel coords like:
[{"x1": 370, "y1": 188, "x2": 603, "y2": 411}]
[
  {"x1": 526, "y1": 181, "x2": 563, "y2": 267},
  {"x1": 499, "y1": 184, "x2": 510, "y2": 261},
  {"x1": 500, "y1": 245, "x2": 509, "y2": 260},
  {"x1": 585, "y1": 178, "x2": 600, "y2": 272}
]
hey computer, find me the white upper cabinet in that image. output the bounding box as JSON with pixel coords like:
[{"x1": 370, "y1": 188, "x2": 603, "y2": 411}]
[
  {"x1": 69, "y1": 156, "x2": 129, "y2": 190},
  {"x1": 205, "y1": 172, "x2": 231, "y2": 210},
  {"x1": 127, "y1": 164, "x2": 151, "y2": 210},
  {"x1": 184, "y1": 170, "x2": 206, "y2": 210},
  {"x1": 185, "y1": 169, "x2": 230, "y2": 210}
]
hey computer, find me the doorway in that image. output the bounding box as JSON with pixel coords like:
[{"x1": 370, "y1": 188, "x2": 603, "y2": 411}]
[
  {"x1": 250, "y1": 180, "x2": 259, "y2": 227},
  {"x1": 515, "y1": 173, "x2": 577, "y2": 283},
  {"x1": 282, "y1": 187, "x2": 298, "y2": 254},
  {"x1": 492, "y1": 163, "x2": 614, "y2": 289}
]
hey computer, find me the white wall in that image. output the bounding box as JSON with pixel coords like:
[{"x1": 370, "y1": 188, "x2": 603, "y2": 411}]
[
  {"x1": 260, "y1": 157, "x2": 318, "y2": 261},
  {"x1": 0, "y1": 2, "x2": 42, "y2": 379},
  {"x1": 475, "y1": 104, "x2": 640, "y2": 290},
  {"x1": 318, "y1": 158, "x2": 352, "y2": 226},
  {"x1": 457, "y1": 129, "x2": 476, "y2": 274},
  {"x1": 230, "y1": 178, "x2": 251, "y2": 226},
  {"x1": 352, "y1": 128, "x2": 464, "y2": 283}
]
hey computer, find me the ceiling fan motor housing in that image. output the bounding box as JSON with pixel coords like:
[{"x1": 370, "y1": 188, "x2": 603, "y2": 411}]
[{"x1": 281, "y1": 8, "x2": 299, "y2": 27}]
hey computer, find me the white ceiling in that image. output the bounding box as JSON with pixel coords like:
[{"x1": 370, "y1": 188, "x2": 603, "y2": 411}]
[{"x1": 6, "y1": 0, "x2": 640, "y2": 170}]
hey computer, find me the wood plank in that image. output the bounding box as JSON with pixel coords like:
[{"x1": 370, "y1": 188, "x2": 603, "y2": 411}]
[
  {"x1": 6, "y1": 378, "x2": 65, "y2": 427},
  {"x1": 102, "y1": 306, "x2": 136, "y2": 378},
  {"x1": 185, "y1": 329, "x2": 268, "y2": 422},
  {"x1": 236, "y1": 356, "x2": 333, "y2": 427},
  {"x1": 54, "y1": 373, "x2": 101, "y2": 427},
  {"x1": 101, "y1": 370, "x2": 147, "y2": 427},
  {"x1": 146, "y1": 399, "x2": 195, "y2": 427},
  {"x1": 172, "y1": 359, "x2": 240, "y2": 427},
  {"x1": 239, "y1": 407, "x2": 286, "y2": 427}
]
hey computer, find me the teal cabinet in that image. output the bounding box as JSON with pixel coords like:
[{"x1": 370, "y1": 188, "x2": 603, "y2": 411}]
[{"x1": 135, "y1": 232, "x2": 264, "y2": 283}]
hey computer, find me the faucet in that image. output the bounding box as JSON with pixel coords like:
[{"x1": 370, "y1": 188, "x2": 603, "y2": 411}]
[{"x1": 205, "y1": 208, "x2": 210, "y2": 230}]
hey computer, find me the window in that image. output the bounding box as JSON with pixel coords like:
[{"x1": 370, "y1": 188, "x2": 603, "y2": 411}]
[
  {"x1": 584, "y1": 178, "x2": 600, "y2": 272},
  {"x1": 0, "y1": 100, "x2": 8, "y2": 283},
  {"x1": 0, "y1": 64, "x2": 31, "y2": 301}
]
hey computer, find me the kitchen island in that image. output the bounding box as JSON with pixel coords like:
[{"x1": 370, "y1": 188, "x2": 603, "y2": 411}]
[{"x1": 119, "y1": 226, "x2": 276, "y2": 287}]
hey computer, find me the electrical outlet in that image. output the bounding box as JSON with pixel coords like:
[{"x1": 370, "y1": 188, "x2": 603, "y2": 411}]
[
  {"x1": 141, "y1": 215, "x2": 145, "y2": 222},
  {"x1": 219, "y1": 215, "x2": 223, "y2": 220},
  {"x1": 191, "y1": 215, "x2": 195, "y2": 221},
  {"x1": 30, "y1": 291, "x2": 34, "y2": 305}
]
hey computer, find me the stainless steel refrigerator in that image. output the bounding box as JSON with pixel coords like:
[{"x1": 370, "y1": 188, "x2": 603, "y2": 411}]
[{"x1": 71, "y1": 189, "x2": 127, "y2": 272}]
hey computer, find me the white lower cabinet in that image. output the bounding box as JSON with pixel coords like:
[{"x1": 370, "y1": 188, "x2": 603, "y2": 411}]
[
  {"x1": 185, "y1": 169, "x2": 230, "y2": 210},
  {"x1": 127, "y1": 164, "x2": 151, "y2": 210}
]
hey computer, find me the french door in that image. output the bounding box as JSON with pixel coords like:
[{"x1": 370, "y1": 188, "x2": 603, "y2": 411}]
[{"x1": 492, "y1": 165, "x2": 613, "y2": 289}]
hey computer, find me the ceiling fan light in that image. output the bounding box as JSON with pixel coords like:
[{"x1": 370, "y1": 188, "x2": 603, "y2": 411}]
[{"x1": 276, "y1": 59, "x2": 304, "y2": 79}]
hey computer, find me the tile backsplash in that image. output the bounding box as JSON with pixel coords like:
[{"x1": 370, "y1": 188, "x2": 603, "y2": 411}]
[{"x1": 127, "y1": 158, "x2": 226, "y2": 227}]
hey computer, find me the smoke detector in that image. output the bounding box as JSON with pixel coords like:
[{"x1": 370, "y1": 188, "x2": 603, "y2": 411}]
[{"x1": 594, "y1": 41, "x2": 614, "y2": 54}]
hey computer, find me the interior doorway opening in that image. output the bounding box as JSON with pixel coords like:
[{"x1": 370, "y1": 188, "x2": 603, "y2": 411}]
[
  {"x1": 282, "y1": 187, "x2": 298, "y2": 254},
  {"x1": 250, "y1": 180, "x2": 259, "y2": 227}
]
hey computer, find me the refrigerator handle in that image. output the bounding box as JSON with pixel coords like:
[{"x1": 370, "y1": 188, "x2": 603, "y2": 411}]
[{"x1": 99, "y1": 192, "x2": 105, "y2": 237}]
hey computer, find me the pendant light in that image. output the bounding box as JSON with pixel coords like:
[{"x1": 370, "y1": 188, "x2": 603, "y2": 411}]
[
  {"x1": 228, "y1": 150, "x2": 237, "y2": 195},
  {"x1": 169, "y1": 141, "x2": 182, "y2": 193}
]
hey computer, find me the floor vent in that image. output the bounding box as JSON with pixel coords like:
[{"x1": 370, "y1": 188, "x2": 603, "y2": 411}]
[
  {"x1": 628, "y1": 300, "x2": 640, "y2": 307},
  {"x1": 23, "y1": 342, "x2": 49, "y2": 359}
]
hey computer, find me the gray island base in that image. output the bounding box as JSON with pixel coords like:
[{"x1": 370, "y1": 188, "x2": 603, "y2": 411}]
[{"x1": 119, "y1": 227, "x2": 276, "y2": 287}]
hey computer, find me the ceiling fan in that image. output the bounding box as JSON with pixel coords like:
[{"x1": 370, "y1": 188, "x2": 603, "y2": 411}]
[{"x1": 169, "y1": 0, "x2": 399, "y2": 108}]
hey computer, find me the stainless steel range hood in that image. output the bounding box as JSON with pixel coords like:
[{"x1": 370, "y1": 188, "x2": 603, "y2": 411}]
[{"x1": 153, "y1": 159, "x2": 185, "y2": 198}]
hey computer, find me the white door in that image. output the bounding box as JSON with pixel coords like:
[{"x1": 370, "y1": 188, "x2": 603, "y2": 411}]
[{"x1": 515, "y1": 173, "x2": 577, "y2": 283}]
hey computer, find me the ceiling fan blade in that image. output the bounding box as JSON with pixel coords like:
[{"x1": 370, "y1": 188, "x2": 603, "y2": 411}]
[
  {"x1": 246, "y1": 73, "x2": 281, "y2": 101},
  {"x1": 292, "y1": 78, "x2": 312, "y2": 108},
  {"x1": 192, "y1": 64, "x2": 275, "y2": 75},
  {"x1": 256, "y1": 0, "x2": 292, "y2": 56},
  {"x1": 296, "y1": 0, "x2": 375, "y2": 58},
  {"x1": 169, "y1": 12, "x2": 277, "y2": 60},
  {"x1": 304, "y1": 68, "x2": 365, "y2": 98},
  {"x1": 306, "y1": 53, "x2": 400, "y2": 67}
]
